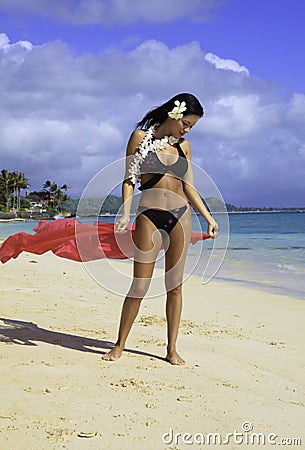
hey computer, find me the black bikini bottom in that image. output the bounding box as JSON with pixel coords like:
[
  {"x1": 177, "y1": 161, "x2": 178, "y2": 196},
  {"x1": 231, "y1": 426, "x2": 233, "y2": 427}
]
[{"x1": 137, "y1": 204, "x2": 188, "y2": 234}]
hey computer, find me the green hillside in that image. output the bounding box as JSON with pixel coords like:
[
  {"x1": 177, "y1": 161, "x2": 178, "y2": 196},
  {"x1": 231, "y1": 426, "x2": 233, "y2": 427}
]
[{"x1": 64, "y1": 194, "x2": 227, "y2": 216}]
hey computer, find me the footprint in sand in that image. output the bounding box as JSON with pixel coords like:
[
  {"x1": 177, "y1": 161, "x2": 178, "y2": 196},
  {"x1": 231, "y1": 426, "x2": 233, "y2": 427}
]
[
  {"x1": 110, "y1": 378, "x2": 153, "y2": 395},
  {"x1": 268, "y1": 340, "x2": 286, "y2": 348},
  {"x1": 138, "y1": 315, "x2": 166, "y2": 327},
  {"x1": 137, "y1": 337, "x2": 165, "y2": 347},
  {"x1": 177, "y1": 395, "x2": 193, "y2": 402}
]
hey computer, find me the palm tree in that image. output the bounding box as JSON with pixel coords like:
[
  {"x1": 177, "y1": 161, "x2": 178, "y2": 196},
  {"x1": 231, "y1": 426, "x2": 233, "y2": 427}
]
[
  {"x1": 16, "y1": 172, "x2": 30, "y2": 211},
  {"x1": 43, "y1": 180, "x2": 52, "y2": 191},
  {"x1": 59, "y1": 183, "x2": 71, "y2": 206},
  {"x1": 43, "y1": 180, "x2": 71, "y2": 211},
  {"x1": 10, "y1": 171, "x2": 19, "y2": 210},
  {"x1": 0, "y1": 170, "x2": 30, "y2": 212},
  {"x1": 0, "y1": 169, "x2": 13, "y2": 211},
  {"x1": 60, "y1": 183, "x2": 70, "y2": 194},
  {"x1": 43, "y1": 181, "x2": 57, "y2": 208}
]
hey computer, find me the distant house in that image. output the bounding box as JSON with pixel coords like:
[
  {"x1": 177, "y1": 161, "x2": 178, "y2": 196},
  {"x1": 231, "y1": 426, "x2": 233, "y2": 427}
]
[{"x1": 26, "y1": 191, "x2": 53, "y2": 212}]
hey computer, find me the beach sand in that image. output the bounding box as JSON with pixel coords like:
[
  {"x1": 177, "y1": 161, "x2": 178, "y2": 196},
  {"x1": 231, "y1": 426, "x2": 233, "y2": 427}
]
[{"x1": 0, "y1": 250, "x2": 304, "y2": 449}]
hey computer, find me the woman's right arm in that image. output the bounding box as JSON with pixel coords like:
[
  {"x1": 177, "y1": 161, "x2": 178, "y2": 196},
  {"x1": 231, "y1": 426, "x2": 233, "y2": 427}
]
[{"x1": 115, "y1": 130, "x2": 145, "y2": 233}]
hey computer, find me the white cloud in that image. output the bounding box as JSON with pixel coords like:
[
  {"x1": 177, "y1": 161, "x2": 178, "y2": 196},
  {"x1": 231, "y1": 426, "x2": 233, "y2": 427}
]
[
  {"x1": 203, "y1": 94, "x2": 259, "y2": 137},
  {"x1": 205, "y1": 52, "x2": 249, "y2": 74},
  {"x1": 0, "y1": 33, "x2": 9, "y2": 47},
  {"x1": 287, "y1": 93, "x2": 305, "y2": 122},
  {"x1": 0, "y1": 33, "x2": 304, "y2": 206},
  {"x1": 0, "y1": 0, "x2": 222, "y2": 25},
  {"x1": 0, "y1": 32, "x2": 32, "y2": 64}
]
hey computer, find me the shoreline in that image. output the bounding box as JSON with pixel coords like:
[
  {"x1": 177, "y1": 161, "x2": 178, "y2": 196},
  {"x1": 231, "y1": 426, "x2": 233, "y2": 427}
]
[
  {"x1": 214, "y1": 273, "x2": 305, "y2": 301},
  {"x1": 114, "y1": 256, "x2": 305, "y2": 302},
  {"x1": 1, "y1": 236, "x2": 304, "y2": 301},
  {"x1": 0, "y1": 218, "x2": 28, "y2": 223},
  {"x1": 1, "y1": 251, "x2": 304, "y2": 448}
]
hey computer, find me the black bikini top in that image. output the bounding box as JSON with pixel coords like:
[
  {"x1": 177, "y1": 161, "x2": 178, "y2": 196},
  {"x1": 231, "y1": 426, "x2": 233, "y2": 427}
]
[{"x1": 139, "y1": 142, "x2": 188, "y2": 191}]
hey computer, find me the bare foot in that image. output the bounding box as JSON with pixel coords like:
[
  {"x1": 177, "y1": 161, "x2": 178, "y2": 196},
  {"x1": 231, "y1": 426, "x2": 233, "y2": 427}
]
[
  {"x1": 102, "y1": 345, "x2": 123, "y2": 361},
  {"x1": 165, "y1": 350, "x2": 185, "y2": 365}
]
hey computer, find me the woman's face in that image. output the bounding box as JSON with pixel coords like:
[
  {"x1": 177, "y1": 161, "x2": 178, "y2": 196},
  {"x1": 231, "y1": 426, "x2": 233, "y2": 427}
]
[{"x1": 170, "y1": 114, "x2": 201, "y2": 139}]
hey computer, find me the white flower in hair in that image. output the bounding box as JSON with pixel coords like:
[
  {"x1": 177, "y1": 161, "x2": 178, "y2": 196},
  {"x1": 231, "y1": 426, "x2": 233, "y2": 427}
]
[
  {"x1": 168, "y1": 100, "x2": 187, "y2": 120},
  {"x1": 128, "y1": 124, "x2": 180, "y2": 184}
]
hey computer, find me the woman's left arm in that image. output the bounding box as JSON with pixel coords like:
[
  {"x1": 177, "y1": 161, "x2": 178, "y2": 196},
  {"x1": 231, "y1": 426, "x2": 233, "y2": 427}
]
[{"x1": 181, "y1": 140, "x2": 218, "y2": 239}]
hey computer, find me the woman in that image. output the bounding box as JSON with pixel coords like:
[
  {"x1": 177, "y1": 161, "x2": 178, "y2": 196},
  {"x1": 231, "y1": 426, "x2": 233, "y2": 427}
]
[{"x1": 102, "y1": 93, "x2": 218, "y2": 365}]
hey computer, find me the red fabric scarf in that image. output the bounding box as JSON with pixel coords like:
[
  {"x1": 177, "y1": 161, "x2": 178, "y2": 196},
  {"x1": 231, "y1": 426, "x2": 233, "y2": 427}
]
[{"x1": 0, "y1": 218, "x2": 210, "y2": 264}]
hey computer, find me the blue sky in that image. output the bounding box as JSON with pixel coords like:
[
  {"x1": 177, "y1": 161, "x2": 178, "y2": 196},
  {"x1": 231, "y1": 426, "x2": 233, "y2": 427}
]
[{"x1": 0, "y1": 0, "x2": 304, "y2": 206}]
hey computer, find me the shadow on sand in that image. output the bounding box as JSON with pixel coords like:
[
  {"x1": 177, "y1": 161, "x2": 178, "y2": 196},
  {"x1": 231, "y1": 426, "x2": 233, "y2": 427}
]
[{"x1": 0, "y1": 317, "x2": 166, "y2": 362}]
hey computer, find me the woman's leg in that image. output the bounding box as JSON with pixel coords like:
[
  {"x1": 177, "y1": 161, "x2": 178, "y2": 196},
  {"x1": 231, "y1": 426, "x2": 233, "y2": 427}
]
[
  {"x1": 102, "y1": 214, "x2": 162, "y2": 361},
  {"x1": 164, "y1": 208, "x2": 192, "y2": 365}
]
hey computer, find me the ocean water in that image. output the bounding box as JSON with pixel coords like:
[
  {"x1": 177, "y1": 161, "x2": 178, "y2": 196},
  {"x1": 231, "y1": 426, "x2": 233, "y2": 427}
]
[
  {"x1": 195, "y1": 212, "x2": 305, "y2": 300},
  {"x1": 1, "y1": 212, "x2": 304, "y2": 299}
]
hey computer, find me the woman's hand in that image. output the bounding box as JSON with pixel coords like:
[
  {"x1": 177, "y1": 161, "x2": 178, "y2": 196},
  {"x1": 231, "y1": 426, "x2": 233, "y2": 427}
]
[
  {"x1": 114, "y1": 214, "x2": 130, "y2": 234},
  {"x1": 207, "y1": 218, "x2": 218, "y2": 239}
]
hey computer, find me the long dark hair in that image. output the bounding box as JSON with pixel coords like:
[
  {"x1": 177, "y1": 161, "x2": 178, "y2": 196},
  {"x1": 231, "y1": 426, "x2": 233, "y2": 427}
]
[{"x1": 135, "y1": 93, "x2": 204, "y2": 129}]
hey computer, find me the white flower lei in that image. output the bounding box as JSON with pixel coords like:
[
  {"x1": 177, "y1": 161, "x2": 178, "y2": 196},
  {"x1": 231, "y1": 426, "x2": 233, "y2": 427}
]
[
  {"x1": 128, "y1": 100, "x2": 187, "y2": 184},
  {"x1": 128, "y1": 124, "x2": 180, "y2": 184}
]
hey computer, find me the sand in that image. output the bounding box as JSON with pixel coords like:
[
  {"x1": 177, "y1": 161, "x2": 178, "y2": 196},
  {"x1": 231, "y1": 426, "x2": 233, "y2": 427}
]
[{"x1": 0, "y1": 250, "x2": 304, "y2": 449}]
